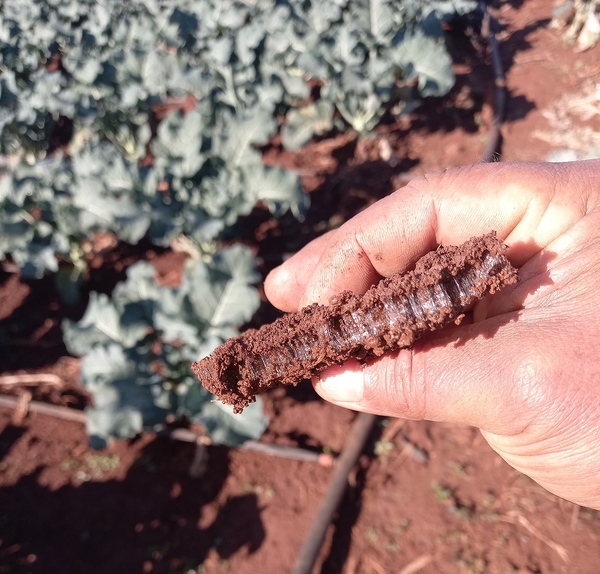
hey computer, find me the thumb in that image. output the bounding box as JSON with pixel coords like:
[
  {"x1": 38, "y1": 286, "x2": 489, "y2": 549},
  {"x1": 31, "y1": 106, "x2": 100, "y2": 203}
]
[{"x1": 313, "y1": 311, "x2": 544, "y2": 437}]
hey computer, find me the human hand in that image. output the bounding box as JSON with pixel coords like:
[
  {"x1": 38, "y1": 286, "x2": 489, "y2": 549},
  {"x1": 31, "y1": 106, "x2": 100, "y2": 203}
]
[{"x1": 265, "y1": 160, "x2": 600, "y2": 509}]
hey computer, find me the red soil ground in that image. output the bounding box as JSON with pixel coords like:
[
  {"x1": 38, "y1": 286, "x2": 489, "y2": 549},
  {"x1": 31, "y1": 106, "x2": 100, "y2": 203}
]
[{"x1": 1, "y1": 1, "x2": 600, "y2": 573}]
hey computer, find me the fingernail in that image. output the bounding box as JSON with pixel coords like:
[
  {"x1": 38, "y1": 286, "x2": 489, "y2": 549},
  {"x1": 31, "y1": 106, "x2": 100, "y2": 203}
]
[{"x1": 316, "y1": 367, "x2": 365, "y2": 405}]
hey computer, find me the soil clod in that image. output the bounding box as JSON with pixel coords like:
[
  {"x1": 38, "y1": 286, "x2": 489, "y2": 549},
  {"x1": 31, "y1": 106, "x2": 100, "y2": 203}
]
[{"x1": 193, "y1": 233, "x2": 518, "y2": 412}]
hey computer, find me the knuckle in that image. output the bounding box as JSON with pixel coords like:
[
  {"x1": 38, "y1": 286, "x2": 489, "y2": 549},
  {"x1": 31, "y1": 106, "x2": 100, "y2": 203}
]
[{"x1": 407, "y1": 164, "x2": 478, "y2": 194}]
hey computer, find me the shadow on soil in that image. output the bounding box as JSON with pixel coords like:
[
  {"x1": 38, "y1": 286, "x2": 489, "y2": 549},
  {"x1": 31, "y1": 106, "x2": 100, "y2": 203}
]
[
  {"x1": 411, "y1": 14, "x2": 548, "y2": 141},
  {"x1": 500, "y1": 18, "x2": 552, "y2": 72},
  {"x1": 0, "y1": 425, "x2": 26, "y2": 462},
  {"x1": 0, "y1": 435, "x2": 265, "y2": 574},
  {"x1": 281, "y1": 379, "x2": 322, "y2": 404},
  {"x1": 0, "y1": 273, "x2": 72, "y2": 372},
  {"x1": 0, "y1": 240, "x2": 173, "y2": 373}
]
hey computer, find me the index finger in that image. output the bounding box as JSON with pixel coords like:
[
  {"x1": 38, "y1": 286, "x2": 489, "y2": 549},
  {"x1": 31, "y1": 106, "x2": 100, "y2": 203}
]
[{"x1": 265, "y1": 160, "x2": 599, "y2": 311}]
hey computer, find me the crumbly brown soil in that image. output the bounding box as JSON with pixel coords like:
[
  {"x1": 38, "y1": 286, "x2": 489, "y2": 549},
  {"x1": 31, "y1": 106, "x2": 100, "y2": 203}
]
[
  {"x1": 195, "y1": 234, "x2": 517, "y2": 412},
  {"x1": 1, "y1": 2, "x2": 600, "y2": 573}
]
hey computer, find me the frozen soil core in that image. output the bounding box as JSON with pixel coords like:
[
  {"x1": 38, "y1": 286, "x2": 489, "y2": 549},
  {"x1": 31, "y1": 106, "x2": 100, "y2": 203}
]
[{"x1": 193, "y1": 232, "x2": 518, "y2": 412}]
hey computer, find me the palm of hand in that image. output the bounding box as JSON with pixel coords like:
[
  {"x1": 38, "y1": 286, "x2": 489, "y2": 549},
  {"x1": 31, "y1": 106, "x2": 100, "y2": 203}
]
[{"x1": 265, "y1": 160, "x2": 600, "y2": 508}]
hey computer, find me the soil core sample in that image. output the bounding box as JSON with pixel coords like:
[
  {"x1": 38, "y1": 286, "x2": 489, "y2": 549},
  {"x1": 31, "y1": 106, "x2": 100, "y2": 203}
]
[{"x1": 192, "y1": 232, "x2": 518, "y2": 412}]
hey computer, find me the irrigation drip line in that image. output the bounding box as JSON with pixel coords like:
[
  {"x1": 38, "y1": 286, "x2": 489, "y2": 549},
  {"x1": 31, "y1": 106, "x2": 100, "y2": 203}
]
[
  {"x1": 0, "y1": 373, "x2": 63, "y2": 386},
  {"x1": 166, "y1": 426, "x2": 334, "y2": 467},
  {"x1": 480, "y1": 1, "x2": 505, "y2": 163},
  {"x1": 291, "y1": 412, "x2": 377, "y2": 574},
  {"x1": 0, "y1": 393, "x2": 87, "y2": 423},
  {"x1": 0, "y1": 393, "x2": 333, "y2": 467}
]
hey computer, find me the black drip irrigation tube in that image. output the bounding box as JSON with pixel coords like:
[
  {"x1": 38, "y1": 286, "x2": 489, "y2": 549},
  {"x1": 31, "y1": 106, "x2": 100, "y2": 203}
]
[
  {"x1": 290, "y1": 5, "x2": 506, "y2": 573},
  {"x1": 291, "y1": 412, "x2": 376, "y2": 574},
  {"x1": 480, "y1": 1, "x2": 506, "y2": 163}
]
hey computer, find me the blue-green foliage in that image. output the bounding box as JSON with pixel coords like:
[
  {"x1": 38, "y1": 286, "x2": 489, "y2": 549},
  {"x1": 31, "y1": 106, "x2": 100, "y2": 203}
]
[
  {"x1": 0, "y1": 1, "x2": 477, "y2": 276},
  {"x1": 1, "y1": 0, "x2": 475, "y2": 446},
  {"x1": 0, "y1": 0, "x2": 314, "y2": 277},
  {"x1": 62, "y1": 244, "x2": 269, "y2": 448},
  {"x1": 1, "y1": 0, "x2": 475, "y2": 153}
]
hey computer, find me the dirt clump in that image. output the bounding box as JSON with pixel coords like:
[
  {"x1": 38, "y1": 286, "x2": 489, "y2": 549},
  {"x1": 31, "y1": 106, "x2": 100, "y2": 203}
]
[{"x1": 193, "y1": 233, "x2": 518, "y2": 412}]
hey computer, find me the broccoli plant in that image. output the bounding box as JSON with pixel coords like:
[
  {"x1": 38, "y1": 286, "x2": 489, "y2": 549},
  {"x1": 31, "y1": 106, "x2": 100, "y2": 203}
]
[
  {"x1": 0, "y1": 130, "x2": 306, "y2": 283},
  {"x1": 1, "y1": 0, "x2": 478, "y2": 446},
  {"x1": 62, "y1": 245, "x2": 269, "y2": 448},
  {"x1": 0, "y1": 0, "x2": 310, "y2": 280},
  {"x1": 0, "y1": 0, "x2": 477, "y2": 278},
  {"x1": 276, "y1": 0, "x2": 478, "y2": 146}
]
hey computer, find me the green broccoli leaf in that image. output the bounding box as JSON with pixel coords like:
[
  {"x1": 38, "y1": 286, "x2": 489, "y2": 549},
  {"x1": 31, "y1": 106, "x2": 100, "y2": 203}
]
[
  {"x1": 282, "y1": 101, "x2": 335, "y2": 151},
  {"x1": 185, "y1": 384, "x2": 269, "y2": 446},
  {"x1": 63, "y1": 245, "x2": 266, "y2": 447},
  {"x1": 186, "y1": 245, "x2": 260, "y2": 328},
  {"x1": 391, "y1": 30, "x2": 455, "y2": 97},
  {"x1": 82, "y1": 344, "x2": 170, "y2": 448}
]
